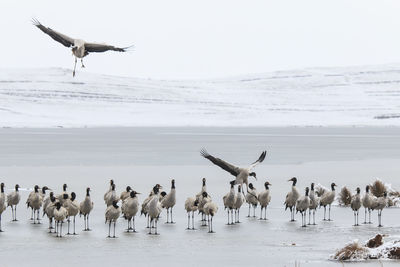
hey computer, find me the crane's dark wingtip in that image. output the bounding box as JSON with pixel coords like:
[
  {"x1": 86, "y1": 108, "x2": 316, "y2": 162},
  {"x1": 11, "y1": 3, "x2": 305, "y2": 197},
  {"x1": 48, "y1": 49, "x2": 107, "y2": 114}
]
[
  {"x1": 200, "y1": 148, "x2": 209, "y2": 158},
  {"x1": 31, "y1": 18, "x2": 41, "y2": 26}
]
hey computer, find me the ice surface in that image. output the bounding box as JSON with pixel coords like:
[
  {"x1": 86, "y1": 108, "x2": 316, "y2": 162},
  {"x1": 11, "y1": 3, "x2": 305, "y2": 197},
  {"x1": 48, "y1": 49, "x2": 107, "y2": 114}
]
[
  {"x1": 0, "y1": 127, "x2": 400, "y2": 266},
  {"x1": 1, "y1": 65, "x2": 400, "y2": 127}
]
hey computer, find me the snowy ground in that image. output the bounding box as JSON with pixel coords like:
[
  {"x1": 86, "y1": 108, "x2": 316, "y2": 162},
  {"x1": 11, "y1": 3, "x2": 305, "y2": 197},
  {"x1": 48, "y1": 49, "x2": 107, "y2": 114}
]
[
  {"x1": 1, "y1": 64, "x2": 400, "y2": 127},
  {"x1": 0, "y1": 127, "x2": 400, "y2": 266}
]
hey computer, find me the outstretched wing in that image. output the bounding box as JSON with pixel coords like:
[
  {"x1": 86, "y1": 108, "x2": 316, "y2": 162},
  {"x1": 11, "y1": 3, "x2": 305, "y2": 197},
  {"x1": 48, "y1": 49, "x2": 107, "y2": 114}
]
[
  {"x1": 249, "y1": 151, "x2": 267, "y2": 169},
  {"x1": 200, "y1": 148, "x2": 240, "y2": 177},
  {"x1": 84, "y1": 43, "x2": 133, "y2": 53},
  {"x1": 32, "y1": 19, "x2": 75, "y2": 48}
]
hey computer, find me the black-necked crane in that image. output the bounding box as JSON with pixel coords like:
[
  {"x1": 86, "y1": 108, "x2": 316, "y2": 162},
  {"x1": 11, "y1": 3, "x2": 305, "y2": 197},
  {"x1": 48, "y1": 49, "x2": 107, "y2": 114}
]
[
  {"x1": 26, "y1": 185, "x2": 42, "y2": 224},
  {"x1": 223, "y1": 181, "x2": 236, "y2": 225},
  {"x1": 105, "y1": 200, "x2": 121, "y2": 238},
  {"x1": 104, "y1": 184, "x2": 119, "y2": 207},
  {"x1": 198, "y1": 191, "x2": 212, "y2": 226},
  {"x1": 246, "y1": 183, "x2": 258, "y2": 217},
  {"x1": 148, "y1": 185, "x2": 163, "y2": 235},
  {"x1": 204, "y1": 199, "x2": 218, "y2": 233},
  {"x1": 371, "y1": 192, "x2": 388, "y2": 227},
  {"x1": 104, "y1": 179, "x2": 114, "y2": 202},
  {"x1": 37, "y1": 186, "x2": 50, "y2": 221},
  {"x1": 32, "y1": 19, "x2": 133, "y2": 77},
  {"x1": 319, "y1": 183, "x2": 337, "y2": 221},
  {"x1": 234, "y1": 185, "x2": 245, "y2": 223},
  {"x1": 296, "y1": 187, "x2": 310, "y2": 227},
  {"x1": 195, "y1": 178, "x2": 208, "y2": 222},
  {"x1": 362, "y1": 185, "x2": 374, "y2": 224},
  {"x1": 141, "y1": 184, "x2": 162, "y2": 228},
  {"x1": 201, "y1": 149, "x2": 267, "y2": 196},
  {"x1": 184, "y1": 197, "x2": 199, "y2": 230},
  {"x1": 120, "y1": 186, "x2": 132, "y2": 202},
  {"x1": 63, "y1": 192, "x2": 80, "y2": 235},
  {"x1": 284, "y1": 177, "x2": 299, "y2": 222},
  {"x1": 0, "y1": 183, "x2": 6, "y2": 232},
  {"x1": 162, "y1": 179, "x2": 176, "y2": 223},
  {"x1": 54, "y1": 202, "x2": 68, "y2": 237},
  {"x1": 80, "y1": 187, "x2": 94, "y2": 231},
  {"x1": 7, "y1": 184, "x2": 20, "y2": 221},
  {"x1": 350, "y1": 187, "x2": 361, "y2": 226},
  {"x1": 58, "y1": 184, "x2": 69, "y2": 205},
  {"x1": 308, "y1": 183, "x2": 319, "y2": 225},
  {"x1": 258, "y1": 181, "x2": 271, "y2": 220},
  {"x1": 122, "y1": 191, "x2": 140, "y2": 232},
  {"x1": 44, "y1": 192, "x2": 56, "y2": 232}
]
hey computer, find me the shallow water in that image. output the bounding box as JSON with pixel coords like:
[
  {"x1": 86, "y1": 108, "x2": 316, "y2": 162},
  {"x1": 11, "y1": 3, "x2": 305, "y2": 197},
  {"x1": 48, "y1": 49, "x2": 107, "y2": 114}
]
[{"x1": 0, "y1": 127, "x2": 399, "y2": 266}]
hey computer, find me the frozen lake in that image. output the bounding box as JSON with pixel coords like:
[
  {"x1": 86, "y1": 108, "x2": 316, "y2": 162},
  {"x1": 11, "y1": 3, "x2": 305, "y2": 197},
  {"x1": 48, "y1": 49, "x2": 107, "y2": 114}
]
[{"x1": 0, "y1": 127, "x2": 399, "y2": 266}]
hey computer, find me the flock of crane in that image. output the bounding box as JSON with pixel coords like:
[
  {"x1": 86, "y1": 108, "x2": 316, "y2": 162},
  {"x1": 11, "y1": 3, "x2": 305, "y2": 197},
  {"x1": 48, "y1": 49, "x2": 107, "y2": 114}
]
[{"x1": 0, "y1": 149, "x2": 394, "y2": 238}]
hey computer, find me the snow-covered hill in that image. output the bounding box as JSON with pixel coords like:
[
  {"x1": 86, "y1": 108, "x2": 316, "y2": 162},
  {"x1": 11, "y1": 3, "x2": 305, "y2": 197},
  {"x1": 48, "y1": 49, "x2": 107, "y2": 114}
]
[{"x1": 0, "y1": 65, "x2": 400, "y2": 127}]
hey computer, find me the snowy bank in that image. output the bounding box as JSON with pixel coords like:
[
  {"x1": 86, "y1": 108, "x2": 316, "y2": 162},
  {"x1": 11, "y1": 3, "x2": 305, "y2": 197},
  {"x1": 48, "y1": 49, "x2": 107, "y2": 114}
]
[{"x1": 1, "y1": 64, "x2": 400, "y2": 127}]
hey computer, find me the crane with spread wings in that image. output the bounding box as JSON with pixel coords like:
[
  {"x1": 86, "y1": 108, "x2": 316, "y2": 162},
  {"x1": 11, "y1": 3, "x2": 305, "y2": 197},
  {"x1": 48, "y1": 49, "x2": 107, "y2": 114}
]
[
  {"x1": 32, "y1": 19, "x2": 133, "y2": 77},
  {"x1": 201, "y1": 149, "x2": 267, "y2": 196}
]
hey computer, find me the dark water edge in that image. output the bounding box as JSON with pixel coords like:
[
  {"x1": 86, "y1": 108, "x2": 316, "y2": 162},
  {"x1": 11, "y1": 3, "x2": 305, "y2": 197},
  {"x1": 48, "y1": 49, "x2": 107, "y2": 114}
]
[{"x1": 0, "y1": 127, "x2": 399, "y2": 166}]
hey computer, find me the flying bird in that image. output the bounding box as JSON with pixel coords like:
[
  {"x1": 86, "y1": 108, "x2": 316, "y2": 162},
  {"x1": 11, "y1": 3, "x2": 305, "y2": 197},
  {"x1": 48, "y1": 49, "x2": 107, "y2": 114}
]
[
  {"x1": 32, "y1": 19, "x2": 132, "y2": 77},
  {"x1": 200, "y1": 149, "x2": 267, "y2": 195}
]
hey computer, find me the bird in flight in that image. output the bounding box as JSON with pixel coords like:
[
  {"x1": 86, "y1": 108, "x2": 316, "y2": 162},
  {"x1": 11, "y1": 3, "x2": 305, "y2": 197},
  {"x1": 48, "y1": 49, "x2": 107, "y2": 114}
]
[
  {"x1": 201, "y1": 149, "x2": 267, "y2": 195},
  {"x1": 32, "y1": 19, "x2": 133, "y2": 77}
]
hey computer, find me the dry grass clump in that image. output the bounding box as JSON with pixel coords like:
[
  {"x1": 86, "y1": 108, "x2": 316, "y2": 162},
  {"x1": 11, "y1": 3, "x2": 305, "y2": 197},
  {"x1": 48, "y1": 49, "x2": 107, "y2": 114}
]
[
  {"x1": 366, "y1": 234, "x2": 383, "y2": 248},
  {"x1": 370, "y1": 180, "x2": 386, "y2": 198},
  {"x1": 389, "y1": 247, "x2": 400, "y2": 259},
  {"x1": 333, "y1": 241, "x2": 368, "y2": 261},
  {"x1": 338, "y1": 186, "x2": 352, "y2": 206},
  {"x1": 315, "y1": 185, "x2": 326, "y2": 197}
]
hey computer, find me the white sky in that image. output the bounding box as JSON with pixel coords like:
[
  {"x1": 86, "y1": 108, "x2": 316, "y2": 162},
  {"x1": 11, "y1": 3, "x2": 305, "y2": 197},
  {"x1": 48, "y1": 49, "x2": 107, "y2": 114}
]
[{"x1": 1, "y1": 0, "x2": 400, "y2": 79}]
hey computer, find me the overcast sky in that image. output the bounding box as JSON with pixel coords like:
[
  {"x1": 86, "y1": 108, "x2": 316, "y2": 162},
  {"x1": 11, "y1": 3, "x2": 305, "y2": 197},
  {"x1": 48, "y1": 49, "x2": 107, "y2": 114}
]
[{"x1": 1, "y1": 0, "x2": 400, "y2": 79}]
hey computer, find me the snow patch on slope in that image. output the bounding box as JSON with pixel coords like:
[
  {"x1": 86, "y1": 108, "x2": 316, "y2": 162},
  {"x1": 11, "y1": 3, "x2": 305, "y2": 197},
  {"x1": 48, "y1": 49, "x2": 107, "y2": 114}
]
[{"x1": 0, "y1": 65, "x2": 400, "y2": 127}]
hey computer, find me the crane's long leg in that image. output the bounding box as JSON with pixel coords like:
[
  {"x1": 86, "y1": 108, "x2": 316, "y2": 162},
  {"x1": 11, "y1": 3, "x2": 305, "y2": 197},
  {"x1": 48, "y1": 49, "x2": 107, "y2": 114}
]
[
  {"x1": 60, "y1": 222, "x2": 63, "y2": 238},
  {"x1": 247, "y1": 204, "x2": 251, "y2": 217},
  {"x1": 313, "y1": 210, "x2": 316, "y2": 225},
  {"x1": 87, "y1": 214, "x2": 91, "y2": 230},
  {"x1": 369, "y1": 209, "x2": 372, "y2": 224},
  {"x1": 148, "y1": 219, "x2": 152, "y2": 234},
  {"x1": 192, "y1": 211, "x2": 195, "y2": 230},
  {"x1": 328, "y1": 204, "x2": 332, "y2": 221},
  {"x1": 113, "y1": 221, "x2": 116, "y2": 238},
  {"x1": 108, "y1": 221, "x2": 111, "y2": 237},
  {"x1": 187, "y1": 212, "x2": 190, "y2": 230},
  {"x1": 81, "y1": 58, "x2": 85, "y2": 68},
  {"x1": 323, "y1": 206, "x2": 326, "y2": 221},
  {"x1": 73, "y1": 216, "x2": 76, "y2": 234},
  {"x1": 67, "y1": 217, "x2": 71, "y2": 234},
  {"x1": 0, "y1": 214, "x2": 2, "y2": 232},
  {"x1": 363, "y1": 208, "x2": 367, "y2": 224},
  {"x1": 73, "y1": 57, "x2": 77, "y2": 77},
  {"x1": 171, "y1": 208, "x2": 174, "y2": 223}
]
